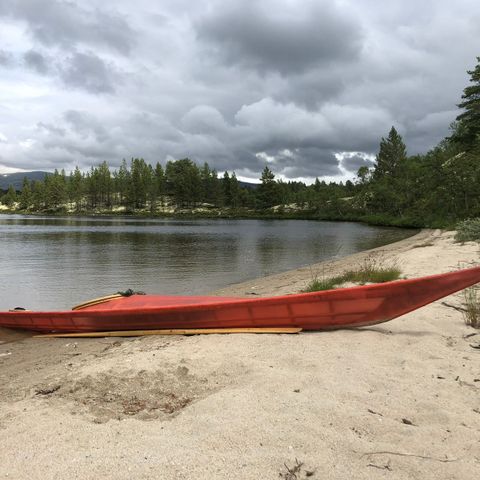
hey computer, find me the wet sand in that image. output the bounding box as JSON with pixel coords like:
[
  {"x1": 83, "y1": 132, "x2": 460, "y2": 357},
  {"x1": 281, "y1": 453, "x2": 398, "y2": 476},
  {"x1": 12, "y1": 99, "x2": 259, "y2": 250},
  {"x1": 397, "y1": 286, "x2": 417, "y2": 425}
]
[{"x1": 0, "y1": 229, "x2": 479, "y2": 479}]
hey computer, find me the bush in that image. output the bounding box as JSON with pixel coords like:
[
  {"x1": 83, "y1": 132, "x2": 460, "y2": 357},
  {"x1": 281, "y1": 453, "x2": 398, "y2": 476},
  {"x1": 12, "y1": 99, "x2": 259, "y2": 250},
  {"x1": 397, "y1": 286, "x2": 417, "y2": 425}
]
[{"x1": 455, "y1": 218, "x2": 480, "y2": 242}]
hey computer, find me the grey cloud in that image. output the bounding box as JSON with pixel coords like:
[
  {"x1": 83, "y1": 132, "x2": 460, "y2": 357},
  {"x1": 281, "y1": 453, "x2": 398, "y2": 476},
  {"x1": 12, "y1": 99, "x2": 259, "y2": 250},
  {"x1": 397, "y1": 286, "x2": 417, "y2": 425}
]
[
  {"x1": 180, "y1": 106, "x2": 229, "y2": 135},
  {"x1": 0, "y1": 0, "x2": 134, "y2": 54},
  {"x1": 21, "y1": 47, "x2": 120, "y2": 95},
  {"x1": 196, "y1": 0, "x2": 363, "y2": 75},
  {"x1": 273, "y1": 69, "x2": 346, "y2": 109},
  {"x1": 205, "y1": 148, "x2": 263, "y2": 175},
  {"x1": 405, "y1": 110, "x2": 457, "y2": 153},
  {"x1": 37, "y1": 122, "x2": 66, "y2": 137},
  {"x1": 340, "y1": 154, "x2": 375, "y2": 173},
  {"x1": 63, "y1": 110, "x2": 109, "y2": 142},
  {"x1": 0, "y1": 50, "x2": 13, "y2": 66},
  {"x1": 33, "y1": 110, "x2": 186, "y2": 171},
  {"x1": 24, "y1": 50, "x2": 49, "y2": 74},
  {"x1": 59, "y1": 52, "x2": 119, "y2": 94},
  {"x1": 44, "y1": 140, "x2": 115, "y2": 161},
  {"x1": 261, "y1": 148, "x2": 341, "y2": 178},
  {"x1": 231, "y1": 98, "x2": 392, "y2": 156}
]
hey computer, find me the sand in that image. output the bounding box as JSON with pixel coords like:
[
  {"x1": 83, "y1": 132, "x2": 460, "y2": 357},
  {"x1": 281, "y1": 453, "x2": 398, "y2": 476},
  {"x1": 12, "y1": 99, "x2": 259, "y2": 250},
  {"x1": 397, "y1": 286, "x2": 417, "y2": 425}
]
[{"x1": 0, "y1": 229, "x2": 479, "y2": 480}]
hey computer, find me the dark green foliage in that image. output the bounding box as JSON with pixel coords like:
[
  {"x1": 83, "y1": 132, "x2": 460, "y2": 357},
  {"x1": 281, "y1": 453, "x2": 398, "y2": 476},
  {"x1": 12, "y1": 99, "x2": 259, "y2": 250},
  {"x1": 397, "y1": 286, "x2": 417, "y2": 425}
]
[
  {"x1": 19, "y1": 177, "x2": 32, "y2": 210},
  {"x1": 222, "y1": 171, "x2": 241, "y2": 208},
  {"x1": 31, "y1": 180, "x2": 45, "y2": 210},
  {"x1": 228, "y1": 172, "x2": 240, "y2": 208},
  {"x1": 373, "y1": 126, "x2": 407, "y2": 178},
  {"x1": 44, "y1": 169, "x2": 67, "y2": 209},
  {"x1": 114, "y1": 159, "x2": 130, "y2": 207},
  {"x1": 366, "y1": 127, "x2": 408, "y2": 216},
  {"x1": 85, "y1": 162, "x2": 112, "y2": 209},
  {"x1": 257, "y1": 166, "x2": 281, "y2": 209},
  {"x1": 2, "y1": 185, "x2": 17, "y2": 207},
  {"x1": 68, "y1": 166, "x2": 84, "y2": 211},
  {"x1": 451, "y1": 57, "x2": 480, "y2": 147},
  {"x1": 127, "y1": 158, "x2": 151, "y2": 209},
  {"x1": 455, "y1": 218, "x2": 480, "y2": 242},
  {"x1": 165, "y1": 158, "x2": 202, "y2": 207}
]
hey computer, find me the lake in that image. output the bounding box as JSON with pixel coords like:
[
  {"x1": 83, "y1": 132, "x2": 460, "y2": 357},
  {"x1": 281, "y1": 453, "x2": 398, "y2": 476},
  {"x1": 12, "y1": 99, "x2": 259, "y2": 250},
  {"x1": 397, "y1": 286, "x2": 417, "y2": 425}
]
[{"x1": 0, "y1": 215, "x2": 415, "y2": 311}]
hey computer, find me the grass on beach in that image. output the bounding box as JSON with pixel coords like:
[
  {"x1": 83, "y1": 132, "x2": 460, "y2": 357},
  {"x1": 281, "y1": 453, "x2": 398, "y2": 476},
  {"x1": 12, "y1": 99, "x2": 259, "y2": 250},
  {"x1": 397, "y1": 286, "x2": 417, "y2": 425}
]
[
  {"x1": 303, "y1": 255, "x2": 402, "y2": 292},
  {"x1": 462, "y1": 286, "x2": 480, "y2": 328}
]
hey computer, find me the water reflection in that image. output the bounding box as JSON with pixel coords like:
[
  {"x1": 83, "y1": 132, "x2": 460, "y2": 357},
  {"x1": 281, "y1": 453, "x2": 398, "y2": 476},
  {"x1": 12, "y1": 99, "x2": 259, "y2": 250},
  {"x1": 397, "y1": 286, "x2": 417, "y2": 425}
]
[{"x1": 0, "y1": 215, "x2": 415, "y2": 310}]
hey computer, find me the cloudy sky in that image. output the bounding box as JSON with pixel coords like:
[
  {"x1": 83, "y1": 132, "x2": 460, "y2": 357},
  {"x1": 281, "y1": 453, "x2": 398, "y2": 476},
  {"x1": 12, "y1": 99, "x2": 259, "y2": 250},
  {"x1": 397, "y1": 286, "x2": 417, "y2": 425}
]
[{"x1": 0, "y1": 0, "x2": 479, "y2": 182}]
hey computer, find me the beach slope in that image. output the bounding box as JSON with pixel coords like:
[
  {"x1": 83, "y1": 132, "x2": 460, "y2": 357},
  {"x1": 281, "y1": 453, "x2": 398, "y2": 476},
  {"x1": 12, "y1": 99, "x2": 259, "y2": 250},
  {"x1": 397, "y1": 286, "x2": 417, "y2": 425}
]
[{"x1": 0, "y1": 229, "x2": 479, "y2": 480}]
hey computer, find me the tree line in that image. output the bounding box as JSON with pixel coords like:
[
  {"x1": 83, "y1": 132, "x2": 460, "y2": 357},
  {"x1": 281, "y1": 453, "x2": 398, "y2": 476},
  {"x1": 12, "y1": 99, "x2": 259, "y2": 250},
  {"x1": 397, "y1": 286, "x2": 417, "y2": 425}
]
[
  {"x1": 2, "y1": 56, "x2": 480, "y2": 227},
  {"x1": 0, "y1": 157, "x2": 355, "y2": 214}
]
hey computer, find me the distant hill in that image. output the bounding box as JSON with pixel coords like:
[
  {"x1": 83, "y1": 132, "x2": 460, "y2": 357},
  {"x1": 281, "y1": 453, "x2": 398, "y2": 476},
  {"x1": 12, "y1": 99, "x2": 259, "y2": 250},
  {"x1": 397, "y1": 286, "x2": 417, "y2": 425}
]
[
  {"x1": 238, "y1": 180, "x2": 259, "y2": 190},
  {"x1": 0, "y1": 171, "x2": 50, "y2": 191}
]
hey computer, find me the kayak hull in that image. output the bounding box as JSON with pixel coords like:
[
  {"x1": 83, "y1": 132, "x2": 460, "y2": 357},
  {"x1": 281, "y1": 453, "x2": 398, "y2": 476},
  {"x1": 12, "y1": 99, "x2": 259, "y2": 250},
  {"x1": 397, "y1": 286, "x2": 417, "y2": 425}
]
[{"x1": 1, "y1": 267, "x2": 479, "y2": 333}]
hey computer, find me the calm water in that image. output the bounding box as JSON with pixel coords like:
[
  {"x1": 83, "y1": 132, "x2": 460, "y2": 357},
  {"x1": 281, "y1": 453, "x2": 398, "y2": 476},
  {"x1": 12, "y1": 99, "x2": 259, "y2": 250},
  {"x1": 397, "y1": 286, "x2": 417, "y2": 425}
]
[{"x1": 0, "y1": 215, "x2": 415, "y2": 311}]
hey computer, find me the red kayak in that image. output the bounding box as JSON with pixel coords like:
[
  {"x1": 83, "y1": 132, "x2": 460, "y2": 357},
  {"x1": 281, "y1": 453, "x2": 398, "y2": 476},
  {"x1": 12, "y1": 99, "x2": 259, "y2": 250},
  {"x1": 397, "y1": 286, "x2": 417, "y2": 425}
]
[{"x1": 1, "y1": 266, "x2": 479, "y2": 333}]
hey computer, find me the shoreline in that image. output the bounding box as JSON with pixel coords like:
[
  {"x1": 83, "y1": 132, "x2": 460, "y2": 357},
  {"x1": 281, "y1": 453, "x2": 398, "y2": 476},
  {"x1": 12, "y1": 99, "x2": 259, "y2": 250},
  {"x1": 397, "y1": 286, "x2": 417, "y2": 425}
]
[
  {"x1": 0, "y1": 209, "x2": 430, "y2": 229},
  {"x1": 1, "y1": 229, "x2": 479, "y2": 480}
]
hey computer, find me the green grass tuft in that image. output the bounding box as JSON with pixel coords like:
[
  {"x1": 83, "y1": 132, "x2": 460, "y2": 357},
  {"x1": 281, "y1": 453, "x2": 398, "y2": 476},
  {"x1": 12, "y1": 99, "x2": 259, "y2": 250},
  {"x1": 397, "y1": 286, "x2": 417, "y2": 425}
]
[
  {"x1": 463, "y1": 287, "x2": 480, "y2": 328},
  {"x1": 304, "y1": 254, "x2": 401, "y2": 292},
  {"x1": 303, "y1": 276, "x2": 343, "y2": 292}
]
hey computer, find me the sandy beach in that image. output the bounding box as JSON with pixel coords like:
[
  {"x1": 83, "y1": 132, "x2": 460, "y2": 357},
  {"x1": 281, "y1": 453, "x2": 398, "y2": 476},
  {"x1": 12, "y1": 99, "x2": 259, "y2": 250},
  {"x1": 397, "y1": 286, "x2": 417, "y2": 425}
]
[{"x1": 0, "y1": 229, "x2": 479, "y2": 480}]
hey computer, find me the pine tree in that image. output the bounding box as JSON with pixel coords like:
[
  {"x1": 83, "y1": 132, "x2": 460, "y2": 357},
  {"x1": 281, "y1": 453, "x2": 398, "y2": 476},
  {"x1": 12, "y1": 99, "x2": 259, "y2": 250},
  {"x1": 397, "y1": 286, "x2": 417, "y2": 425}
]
[
  {"x1": 257, "y1": 166, "x2": 281, "y2": 209},
  {"x1": 19, "y1": 177, "x2": 32, "y2": 210},
  {"x1": 165, "y1": 158, "x2": 202, "y2": 207},
  {"x1": 222, "y1": 171, "x2": 231, "y2": 206},
  {"x1": 229, "y1": 172, "x2": 240, "y2": 208},
  {"x1": 32, "y1": 181, "x2": 45, "y2": 210},
  {"x1": 97, "y1": 161, "x2": 112, "y2": 207},
  {"x1": 114, "y1": 159, "x2": 130, "y2": 207},
  {"x1": 200, "y1": 162, "x2": 219, "y2": 205},
  {"x1": 373, "y1": 126, "x2": 407, "y2": 178},
  {"x1": 154, "y1": 162, "x2": 165, "y2": 207},
  {"x1": 68, "y1": 166, "x2": 84, "y2": 211},
  {"x1": 128, "y1": 158, "x2": 151, "y2": 209},
  {"x1": 46, "y1": 169, "x2": 67, "y2": 208},
  {"x1": 451, "y1": 57, "x2": 480, "y2": 147},
  {"x1": 3, "y1": 185, "x2": 17, "y2": 207},
  {"x1": 85, "y1": 167, "x2": 99, "y2": 208},
  {"x1": 147, "y1": 164, "x2": 157, "y2": 212}
]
